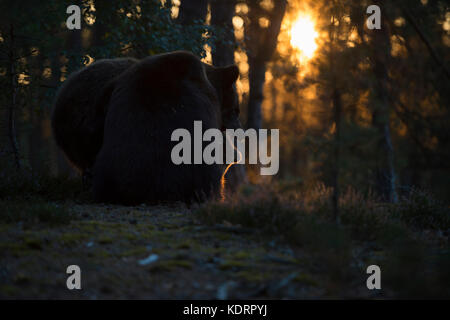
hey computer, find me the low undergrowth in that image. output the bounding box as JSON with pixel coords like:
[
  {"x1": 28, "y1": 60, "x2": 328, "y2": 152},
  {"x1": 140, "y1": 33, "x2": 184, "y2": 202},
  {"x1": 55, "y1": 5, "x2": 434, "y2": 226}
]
[
  {"x1": 196, "y1": 182, "x2": 450, "y2": 298},
  {"x1": 1, "y1": 168, "x2": 449, "y2": 298}
]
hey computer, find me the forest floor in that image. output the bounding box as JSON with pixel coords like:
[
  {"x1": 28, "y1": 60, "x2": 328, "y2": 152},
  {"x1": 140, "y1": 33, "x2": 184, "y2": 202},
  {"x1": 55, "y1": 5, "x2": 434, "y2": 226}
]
[
  {"x1": 0, "y1": 178, "x2": 449, "y2": 299},
  {"x1": 0, "y1": 203, "x2": 335, "y2": 299}
]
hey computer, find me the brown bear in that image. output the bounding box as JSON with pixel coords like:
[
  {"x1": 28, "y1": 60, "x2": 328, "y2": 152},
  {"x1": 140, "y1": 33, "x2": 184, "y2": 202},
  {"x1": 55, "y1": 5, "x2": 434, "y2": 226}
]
[
  {"x1": 51, "y1": 58, "x2": 138, "y2": 176},
  {"x1": 51, "y1": 57, "x2": 244, "y2": 190},
  {"x1": 92, "y1": 51, "x2": 224, "y2": 204}
]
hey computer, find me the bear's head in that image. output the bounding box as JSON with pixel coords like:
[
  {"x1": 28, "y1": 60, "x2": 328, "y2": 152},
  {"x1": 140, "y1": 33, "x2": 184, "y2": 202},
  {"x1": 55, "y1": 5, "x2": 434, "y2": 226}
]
[{"x1": 203, "y1": 64, "x2": 241, "y2": 131}]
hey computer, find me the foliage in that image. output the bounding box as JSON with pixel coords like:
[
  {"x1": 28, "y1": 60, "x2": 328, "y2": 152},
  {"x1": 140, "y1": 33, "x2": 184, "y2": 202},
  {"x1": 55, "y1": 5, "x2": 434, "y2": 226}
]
[
  {"x1": 0, "y1": 0, "x2": 216, "y2": 176},
  {"x1": 390, "y1": 188, "x2": 450, "y2": 230},
  {"x1": 87, "y1": 0, "x2": 217, "y2": 59}
]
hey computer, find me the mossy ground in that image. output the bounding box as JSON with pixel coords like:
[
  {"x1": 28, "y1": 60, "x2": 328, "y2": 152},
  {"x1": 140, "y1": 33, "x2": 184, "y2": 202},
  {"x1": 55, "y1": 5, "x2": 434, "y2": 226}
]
[
  {"x1": 0, "y1": 179, "x2": 449, "y2": 299},
  {"x1": 0, "y1": 202, "x2": 329, "y2": 299}
]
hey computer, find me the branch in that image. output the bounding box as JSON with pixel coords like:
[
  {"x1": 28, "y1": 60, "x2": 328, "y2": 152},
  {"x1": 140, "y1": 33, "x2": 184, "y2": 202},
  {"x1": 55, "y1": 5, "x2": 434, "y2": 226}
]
[{"x1": 401, "y1": 7, "x2": 450, "y2": 80}]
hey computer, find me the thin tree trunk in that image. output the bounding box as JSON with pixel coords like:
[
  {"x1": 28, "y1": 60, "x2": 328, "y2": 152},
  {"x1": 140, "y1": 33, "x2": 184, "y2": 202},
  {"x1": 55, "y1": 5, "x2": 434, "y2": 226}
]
[
  {"x1": 246, "y1": 57, "x2": 266, "y2": 130},
  {"x1": 29, "y1": 94, "x2": 41, "y2": 173},
  {"x1": 7, "y1": 24, "x2": 20, "y2": 171},
  {"x1": 332, "y1": 88, "x2": 342, "y2": 222},
  {"x1": 93, "y1": 0, "x2": 108, "y2": 49},
  {"x1": 244, "y1": 0, "x2": 287, "y2": 130},
  {"x1": 51, "y1": 51, "x2": 73, "y2": 176},
  {"x1": 372, "y1": 105, "x2": 398, "y2": 202},
  {"x1": 270, "y1": 80, "x2": 277, "y2": 126},
  {"x1": 210, "y1": 0, "x2": 236, "y2": 67},
  {"x1": 177, "y1": 0, "x2": 208, "y2": 25},
  {"x1": 370, "y1": 12, "x2": 398, "y2": 203},
  {"x1": 51, "y1": 20, "x2": 83, "y2": 177}
]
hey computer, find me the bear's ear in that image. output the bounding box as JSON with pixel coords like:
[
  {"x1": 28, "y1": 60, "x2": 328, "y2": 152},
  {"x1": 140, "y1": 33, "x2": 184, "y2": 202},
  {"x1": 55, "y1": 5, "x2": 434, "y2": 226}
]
[{"x1": 221, "y1": 65, "x2": 239, "y2": 87}]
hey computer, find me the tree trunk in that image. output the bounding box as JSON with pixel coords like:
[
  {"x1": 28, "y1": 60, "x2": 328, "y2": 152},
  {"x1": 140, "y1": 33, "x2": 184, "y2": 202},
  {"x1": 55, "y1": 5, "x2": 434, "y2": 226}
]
[
  {"x1": 51, "y1": 51, "x2": 74, "y2": 176},
  {"x1": 28, "y1": 92, "x2": 42, "y2": 173},
  {"x1": 210, "y1": 0, "x2": 236, "y2": 67},
  {"x1": 372, "y1": 105, "x2": 398, "y2": 203},
  {"x1": 332, "y1": 88, "x2": 342, "y2": 222},
  {"x1": 244, "y1": 0, "x2": 287, "y2": 130},
  {"x1": 7, "y1": 24, "x2": 21, "y2": 171},
  {"x1": 52, "y1": 22, "x2": 83, "y2": 177},
  {"x1": 177, "y1": 0, "x2": 208, "y2": 25},
  {"x1": 370, "y1": 10, "x2": 398, "y2": 203},
  {"x1": 93, "y1": 0, "x2": 108, "y2": 51},
  {"x1": 270, "y1": 80, "x2": 277, "y2": 127},
  {"x1": 246, "y1": 57, "x2": 266, "y2": 130}
]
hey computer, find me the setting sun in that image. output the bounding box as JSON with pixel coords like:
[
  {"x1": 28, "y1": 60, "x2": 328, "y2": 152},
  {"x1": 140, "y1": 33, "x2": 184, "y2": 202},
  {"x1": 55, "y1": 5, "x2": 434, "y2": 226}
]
[{"x1": 290, "y1": 15, "x2": 318, "y2": 61}]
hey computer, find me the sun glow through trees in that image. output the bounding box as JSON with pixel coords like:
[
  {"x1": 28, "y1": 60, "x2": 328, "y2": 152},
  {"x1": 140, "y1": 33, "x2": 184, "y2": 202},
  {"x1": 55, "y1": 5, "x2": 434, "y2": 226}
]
[{"x1": 290, "y1": 15, "x2": 319, "y2": 62}]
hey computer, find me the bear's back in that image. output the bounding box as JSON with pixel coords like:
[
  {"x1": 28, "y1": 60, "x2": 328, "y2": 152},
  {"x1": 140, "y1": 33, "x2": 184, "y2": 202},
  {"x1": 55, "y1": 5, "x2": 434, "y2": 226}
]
[{"x1": 51, "y1": 57, "x2": 138, "y2": 171}]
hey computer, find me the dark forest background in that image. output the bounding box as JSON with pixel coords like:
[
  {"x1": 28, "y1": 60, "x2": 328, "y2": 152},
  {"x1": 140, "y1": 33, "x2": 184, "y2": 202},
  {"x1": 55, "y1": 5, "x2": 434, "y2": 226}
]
[{"x1": 0, "y1": 0, "x2": 449, "y2": 203}]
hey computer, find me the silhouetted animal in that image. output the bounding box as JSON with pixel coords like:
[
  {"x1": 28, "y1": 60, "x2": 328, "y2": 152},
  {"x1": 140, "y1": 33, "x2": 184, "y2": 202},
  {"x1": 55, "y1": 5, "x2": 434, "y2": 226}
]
[
  {"x1": 51, "y1": 57, "x2": 244, "y2": 190},
  {"x1": 92, "y1": 51, "x2": 225, "y2": 204}
]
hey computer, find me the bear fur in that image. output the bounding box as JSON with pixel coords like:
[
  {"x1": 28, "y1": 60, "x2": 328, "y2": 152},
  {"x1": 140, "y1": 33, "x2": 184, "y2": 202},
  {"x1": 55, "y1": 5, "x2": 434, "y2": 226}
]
[
  {"x1": 202, "y1": 64, "x2": 247, "y2": 191},
  {"x1": 51, "y1": 57, "x2": 243, "y2": 188},
  {"x1": 92, "y1": 51, "x2": 224, "y2": 204},
  {"x1": 51, "y1": 58, "x2": 138, "y2": 174}
]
